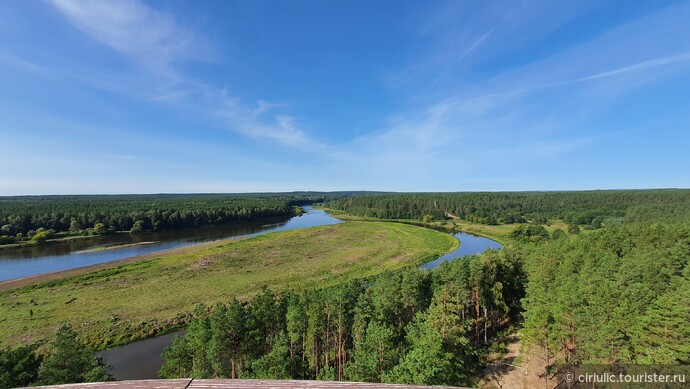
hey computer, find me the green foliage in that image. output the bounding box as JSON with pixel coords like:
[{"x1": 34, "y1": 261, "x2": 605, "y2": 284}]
[
  {"x1": 1, "y1": 327, "x2": 113, "y2": 387},
  {"x1": 550, "y1": 228, "x2": 566, "y2": 239},
  {"x1": 522, "y1": 223, "x2": 690, "y2": 370},
  {"x1": 37, "y1": 326, "x2": 112, "y2": 385},
  {"x1": 631, "y1": 276, "x2": 690, "y2": 364},
  {"x1": 0, "y1": 193, "x2": 352, "y2": 244},
  {"x1": 93, "y1": 223, "x2": 107, "y2": 235},
  {"x1": 0, "y1": 345, "x2": 42, "y2": 388},
  {"x1": 129, "y1": 220, "x2": 144, "y2": 233},
  {"x1": 160, "y1": 248, "x2": 525, "y2": 386},
  {"x1": 345, "y1": 321, "x2": 397, "y2": 382},
  {"x1": 325, "y1": 189, "x2": 690, "y2": 226},
  {"x1": 30, "y1": 229, "x2": 54, "y2": 244},
  {"x1": 510, "y1": 224, "x2": 549, "y2": 242},
  {"x1": 158, "y1": 335, "x2": 192, "y2": 379},
  {"x1": 251, "y1": 332, "x2": 292, "y2": 379},
  {"x1": 383, "y1": 321, "x2": 456, "y2": 385}
]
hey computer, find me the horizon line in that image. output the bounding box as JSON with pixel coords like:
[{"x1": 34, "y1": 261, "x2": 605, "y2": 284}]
[{"x1": 0, "y1": 187, "x2": 687, "y2": 198}]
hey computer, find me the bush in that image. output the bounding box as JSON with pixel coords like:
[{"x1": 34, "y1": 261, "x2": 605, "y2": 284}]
[{"x1": 30, "y1": 230, "x2": 54, "y2": 244}]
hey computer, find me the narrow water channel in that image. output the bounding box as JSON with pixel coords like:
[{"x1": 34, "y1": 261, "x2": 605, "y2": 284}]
[
  {"x1": 99, "y1": 220, "x2": 503, "y2": 380},
  {"x1": 420, "y1": 232, "x2": 503, "y2": 270}
]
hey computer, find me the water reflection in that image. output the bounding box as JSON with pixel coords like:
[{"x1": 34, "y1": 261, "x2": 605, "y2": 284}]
[
  {"x1": 419, "y1": 232, "x2": 503, "y2": 270},
  {"x1": 101, "y1": 229, "x2": 503, "y2": 380},
  {"x1": 0, "y1": 206, "x2": 340, "y2": 281}
]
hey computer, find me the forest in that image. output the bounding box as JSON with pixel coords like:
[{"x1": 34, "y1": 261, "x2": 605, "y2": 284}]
[
  {"x1": 157, "y1": 248, "x2": 524, "y2": 386},
  {"x1": 522, "y1": 223, "x2": 690, "y2": 368},
  {"x1": 150, "y1": 191, "x2": 689, "y2": 386},
  {"x1": 0, "y1": 192, "x2": 354, "y2": 245},
  {"x1": 1, "y1": 190, "x2": 688, "y2": 387},
  {"x1": 153, "y1": 224, "x2": 689, "y2": 386},
  {"x1": 324, "y1": 189, "x2": 690, "y2": 226}
]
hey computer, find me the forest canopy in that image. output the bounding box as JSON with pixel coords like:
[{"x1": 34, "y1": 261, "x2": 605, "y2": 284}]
[
  {"x1": 0, "y1": 192, "x2": 360, "y2": 245},
  {"x1": 324, "y1": 189, "x2": 690, "y2": 226}
]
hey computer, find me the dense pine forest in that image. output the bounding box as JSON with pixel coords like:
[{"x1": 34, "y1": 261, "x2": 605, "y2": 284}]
[
  {"x1": 522, "y1": 223, "x2": 690, "y2": 366},
  {"x1": 324, "y1": 189, "x2": 690, "y2": 226},
  {"x1": 0, "y1": 193, "x2": 355, "y2": 245},
  {"x1": 157, "y1": 248, "x2": 524, "y2": 386}
]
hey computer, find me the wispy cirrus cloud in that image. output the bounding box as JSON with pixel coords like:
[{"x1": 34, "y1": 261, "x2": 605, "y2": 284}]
[
  {"x1": 48, "y1": 0, "x2": 208, "y2": 81},
  {"x1": 578, "y1": 51, "x2": 690, "y2": 82},
  {"x1": 216, "y1": 98, "x2": 326, "y2": 150},
  {"x1": 16, "y1": 0, "x2": 688, "y2": 193},
  {"x1": 454, "y1": 0, "x2": 528, "y2": 64},
  {"x1": 333, "y1": 0, "x2": 690, "y2": 190},
  {"x1": 47, "y1": 0, "x2": 324, "y2": 151}
]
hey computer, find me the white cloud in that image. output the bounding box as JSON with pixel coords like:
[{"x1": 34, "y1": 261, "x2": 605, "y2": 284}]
[
  {"x1": 48, "y1": 0, "x2": 207, "y2": 81},
  {"x1": 39, "y1": 0, "x2": 690, "y2": 191},
  {"x1": 47, "y1": 0, "x2": 327, "y2": 151},
  {"x1": 578, "y1": 52, "x2": 690, "y2": 82},
  {"x1": 214, "y1": 97, "x2": 328, "y2": 151}
]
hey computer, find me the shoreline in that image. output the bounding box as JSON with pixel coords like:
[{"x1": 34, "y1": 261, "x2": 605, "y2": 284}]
[
  {"x1": 0, "y1": 210, "x2": 303, "y2": 251},
  {"x1": 74, "y1": 241, "x2": 158, "y2": 253},
  {"x1": 0, "y1": 209, "x2": 311, "y2": 292},
  {"x1": 0, "y1": 209, "x2": 504, "y2": 293},
  {"x1": 0, "y1": 236, "x2": 249, "y2": 292}
]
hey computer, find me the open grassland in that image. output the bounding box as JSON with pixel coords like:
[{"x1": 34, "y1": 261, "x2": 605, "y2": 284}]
[
  {"x1": 323, "y1": 208, "x2": 512, "y2": 243},
  {"x1": 323, "y1": 208, "x2": 583, "y2": 244},
  {"x1": 0, "y1": 221, "x2": 456, "y2": 349}
]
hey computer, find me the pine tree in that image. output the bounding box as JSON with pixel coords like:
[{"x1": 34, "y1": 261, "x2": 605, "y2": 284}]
[
  {"x1": 251, "y1": 332, "x2": 292, "y2": 379},
  {"x1": 158, "y1": 335, "x2": 192, "y2": 378},
  {"x1": 383, "y1": 318, "x2": 455, "y2": 386},
  {"x1": 345, "y1": 321, "x2": 396, "y2": 382},
  {"x1": 37, "y1": 326, "x2": 111, "y2": 385},
  {"x1": 0, "y1": 345, "x2": 42, "y2": 388},
  {"x1": 207, "y1": 304, "x2": 230, "y2": 377},
  {"x1": 225, "y1": 298, "x2": 247, "y2": 379}
]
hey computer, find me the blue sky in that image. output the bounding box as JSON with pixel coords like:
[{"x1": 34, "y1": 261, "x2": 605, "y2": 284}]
[{"x1": 1, "y1": 0, "x2": 689, "y2": 195}]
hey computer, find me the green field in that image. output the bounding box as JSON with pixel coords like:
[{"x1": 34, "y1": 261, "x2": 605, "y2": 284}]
[
  {"x1": 323, "y1": 207, "x2": 513, "y2": 243},
  {"x1": 0, "y1": 221, "x2": 456, "y2": 349}
]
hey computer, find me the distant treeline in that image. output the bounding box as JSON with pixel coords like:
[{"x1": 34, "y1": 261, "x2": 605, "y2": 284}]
[
  {"x1": 0, "y1": 193, "x2": 359, "y2": 245},
  {"x1": 324, "y1": 189, "x2": 690, "y2": 226},
  {"x1": 159, "y1": 249, "x2": 524, "y2": 386}
]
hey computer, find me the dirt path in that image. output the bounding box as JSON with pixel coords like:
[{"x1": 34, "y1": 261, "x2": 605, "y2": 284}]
[{"x1": 480, "y1": 331, "x2": 554, "y2": 389}]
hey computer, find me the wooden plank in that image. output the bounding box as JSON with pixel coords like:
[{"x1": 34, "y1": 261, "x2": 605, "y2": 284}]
[
  {"x1": 26, "y1": 379, "x2": 192, "y2": 389},
  {"x1": 188, "y1": 379, "x2": 464, "y2": 389}
]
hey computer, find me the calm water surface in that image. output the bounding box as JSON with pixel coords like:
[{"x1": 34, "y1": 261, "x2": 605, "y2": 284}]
[
  {"x1": 100, "y1": 226, "x2": 502, "y2": 380},
  {"x1": 0, "y1": 206, "x2": 340, "y2": 281},
  {"x1": 420, "y1": 232, "x2": 503, "y2": 270}
]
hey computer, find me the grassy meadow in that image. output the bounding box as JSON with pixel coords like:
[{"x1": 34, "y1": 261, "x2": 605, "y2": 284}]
[{"x1": 0, "y1": 221, "x2": 456, "y2": 349}]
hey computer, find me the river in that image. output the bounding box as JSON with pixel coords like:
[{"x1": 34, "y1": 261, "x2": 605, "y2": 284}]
[
  {"x1": 98, "y1": 215, "x2": 503, "y2": 380},
  {"x1": 2, "y1": 206, "x2": 501, "y2": 379},
  {"x1": 419, "y1": 232, "x2": 503, "y2": 270},
  {"x1": 0, "y1": 206, "x2": 340, "y2": 282}
]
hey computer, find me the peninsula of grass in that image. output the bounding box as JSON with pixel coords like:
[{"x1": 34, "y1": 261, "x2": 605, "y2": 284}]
[
  {"x1": 321, "y1": 207, "x2": 513, "y2": 244},
  {"x1": 0, "y1": 221, "x2": 457, "y2": 349}
]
